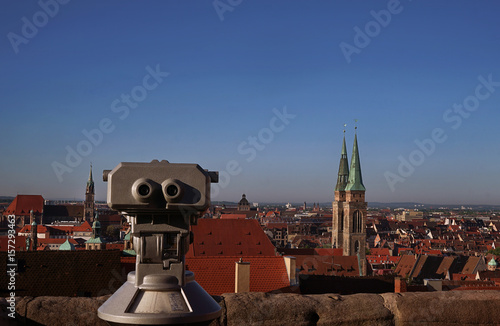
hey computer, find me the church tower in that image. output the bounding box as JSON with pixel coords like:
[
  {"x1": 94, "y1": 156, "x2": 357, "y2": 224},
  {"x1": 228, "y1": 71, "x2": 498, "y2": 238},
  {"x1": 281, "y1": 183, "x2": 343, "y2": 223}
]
[
  {"x1": 332, "y1": 131, "x2": 349, "y2": 250},
  {"x1": 332, "y1": 129, "x2": 367, "y2": 276},
  {"x1": 84, "y1": 164, "x2": 95, "y2": 223}
]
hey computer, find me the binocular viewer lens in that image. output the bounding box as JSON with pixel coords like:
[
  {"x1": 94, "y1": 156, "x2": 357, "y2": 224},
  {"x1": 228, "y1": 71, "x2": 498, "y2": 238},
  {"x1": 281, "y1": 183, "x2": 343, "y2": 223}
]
[
  {"x1": 166, "y1": 184, "x2": 179, "y2": 197},
  {"x1": 132, "y1": 178, "x2": 183, "y2": 203},
  {"x1": 138, "y1": 184, "x2": 151, "y2": 197}
]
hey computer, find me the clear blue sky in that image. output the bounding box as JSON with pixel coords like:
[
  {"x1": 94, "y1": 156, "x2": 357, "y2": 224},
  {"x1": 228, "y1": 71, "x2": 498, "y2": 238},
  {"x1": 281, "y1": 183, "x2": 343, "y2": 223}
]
[{"x1": 1, "y1": 1, "x2": 499, "y2": 205}]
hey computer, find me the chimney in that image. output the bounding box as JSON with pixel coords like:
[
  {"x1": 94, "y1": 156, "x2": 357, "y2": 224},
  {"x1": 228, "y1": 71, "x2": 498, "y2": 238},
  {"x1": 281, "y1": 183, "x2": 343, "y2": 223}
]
[
  {"x1": 395, "y1": 277, "x2": 407, "y2": 293},
  {"x1": 284, "y1": 256, "x2": 297, "y2": 286},
  {"x1": 235, "y1": 258, "x2": 250, "y2": 293}
]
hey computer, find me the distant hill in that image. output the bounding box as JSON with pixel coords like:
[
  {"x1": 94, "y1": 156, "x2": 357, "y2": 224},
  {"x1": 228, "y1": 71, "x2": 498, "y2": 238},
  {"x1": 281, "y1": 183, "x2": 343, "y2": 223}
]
[
  {"x1": 368, "y1": 202, "x2": 500, "y2": 210},
  {"x1": 0, "y1": 196, "x2": 15, "y2": 203},
  {"x1": 220, "y1": 201, "x2": 500, "y2": 211},
  {"x1": 368, "y1": 202, "x2": 426, "y2": 209}
]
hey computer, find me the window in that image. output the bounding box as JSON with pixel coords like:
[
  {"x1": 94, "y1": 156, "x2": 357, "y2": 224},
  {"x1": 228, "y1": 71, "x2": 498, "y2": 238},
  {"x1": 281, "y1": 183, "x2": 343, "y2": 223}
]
[{"x1": 353, "y1": 210, "x2": 363, "y2": 233}]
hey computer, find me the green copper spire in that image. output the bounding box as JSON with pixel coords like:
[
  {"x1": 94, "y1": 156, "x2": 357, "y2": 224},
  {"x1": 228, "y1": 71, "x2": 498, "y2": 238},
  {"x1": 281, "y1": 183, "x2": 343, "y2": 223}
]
[
  {"x1": 335, "y1": 132, "x2": 350, "y2": 191},
  {"x1": 345, "y1": 132, "x2": 366, "y2": 191},
  {"x1": 92, "y1": 212, "x2": 101, "y2": 237}
]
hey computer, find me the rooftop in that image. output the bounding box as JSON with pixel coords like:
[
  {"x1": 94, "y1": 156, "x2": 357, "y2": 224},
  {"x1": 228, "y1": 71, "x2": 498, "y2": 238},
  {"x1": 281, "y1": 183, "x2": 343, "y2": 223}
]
[{"x1": 187, "y1": 218, "x2": 276, "y2": 257}]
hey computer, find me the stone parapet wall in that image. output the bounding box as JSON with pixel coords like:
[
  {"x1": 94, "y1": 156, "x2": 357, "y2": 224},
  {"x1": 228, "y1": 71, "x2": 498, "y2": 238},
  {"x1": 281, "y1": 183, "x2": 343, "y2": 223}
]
[{"x1": 2, "y1": 291, "x2": 500, "y2": 325}]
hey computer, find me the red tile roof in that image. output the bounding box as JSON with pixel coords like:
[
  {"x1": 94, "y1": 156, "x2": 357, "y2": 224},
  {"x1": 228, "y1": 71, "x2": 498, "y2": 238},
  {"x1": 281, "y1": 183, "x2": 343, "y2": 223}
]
[
  {"x1": 73, "y1": 221, "x2": 93, "y2": 232},
  {"x1": 452, "y1": 273, "x2": 476, "y2": 281},
  {"x1": 462, "y1": 256, "x2": 482, "y2": 274},
  {"x1": 314, "y1": 248, "x2": 343, "y2": 256},
  {"x1": 366, "y1": 255, "x2": 400, "y2": 265},
  {"x1": 19, "y1": 222, "x2": 95, "y2": 236},
  {"x1": 436, "y1": 256, "x2": 455, "y2": 276},
  {"x1": 185, "y1": 256, "x2": 290, "y2": 295},
  {"x1": 370, "y1": 248, "x2": 391, "y2": 256},
  {"x1": 18, "y1": 224, "x2": 49, "y2": 234},
  {"x1": 37, "y1": 238, "x2": 78, "y2": 245},
  {"x1": 219, "y1": 214, "x2": 247, "y2": 220},
  {"x1": 0, "y1": 235, "x2": 27, "y2": 251},
  {"x1": 395, "y1": 255, "x2": 417, "y2": 278},
  {"x1": 3, "y1": 195, "x2": 44, "y2": 216},
  {"x1": 188, "y1": 219, "x2": 276, "y2": 257},
  {"x1": 47, "y1": 225, "x2": 74, "y2": 234}
]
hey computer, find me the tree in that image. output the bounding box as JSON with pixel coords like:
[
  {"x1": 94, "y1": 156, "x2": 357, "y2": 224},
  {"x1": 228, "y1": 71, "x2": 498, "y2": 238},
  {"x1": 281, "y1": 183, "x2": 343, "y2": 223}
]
[
  {"x1": 105, "y1": 225, "x2": 120, "y2": 239},
  {"x1": 487, "y1": 248, "x2": 500, "y2": 255}
]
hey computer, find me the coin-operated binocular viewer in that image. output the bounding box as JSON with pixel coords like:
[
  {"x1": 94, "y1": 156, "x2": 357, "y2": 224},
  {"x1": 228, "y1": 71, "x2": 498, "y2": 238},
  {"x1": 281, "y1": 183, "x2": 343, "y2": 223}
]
[{"x1": 98, "y1": 160, "x2": 221, "y2": 325}]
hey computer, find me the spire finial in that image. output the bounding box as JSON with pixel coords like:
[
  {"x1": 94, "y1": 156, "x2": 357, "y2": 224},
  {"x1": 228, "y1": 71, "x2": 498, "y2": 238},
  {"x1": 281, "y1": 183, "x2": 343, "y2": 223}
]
[
  {"x1": 343, "y1": 123, "x2": 347, "y2": 134},
  {"x1": 354, "y1": 119, "x2": 358, "y2": 132}
]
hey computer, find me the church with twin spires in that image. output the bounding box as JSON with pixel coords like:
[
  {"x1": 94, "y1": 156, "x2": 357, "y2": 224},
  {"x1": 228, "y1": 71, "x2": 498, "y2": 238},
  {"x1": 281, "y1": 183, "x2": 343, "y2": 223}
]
[{"x1": 332, "y1": 129, "x2": 367, "y2": 276}]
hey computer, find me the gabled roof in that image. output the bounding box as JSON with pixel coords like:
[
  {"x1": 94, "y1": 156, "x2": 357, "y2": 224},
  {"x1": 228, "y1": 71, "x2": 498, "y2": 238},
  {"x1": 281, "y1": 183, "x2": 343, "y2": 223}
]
[
  {"x1": 220, "y1": 214, "x2": 247, "y2": 220},
  {"x1": 73, "y1": 221, "x2": 93, "y2": 232},
  {"x1": 462, "y1": 256, "x2": 484, "y2": 274},
  {"x1": 18, "y1": 224, "x2": 48, "y2": 234},
  {"x1": 188, "y1": 219, "x2": 276, "y2": 257},
  {"x1": 436, "y1": 256, "x2": 455, "y2": 276},
  {"x1": 370, "y1": 248, "x2": 391, "y2": 256},
  {"x1": 412, "y1": 255, "x2": 448, "y2": 280},
  {"x1": 46, "y1": 225, "x2": 74, "y2": 235},
  {"x1": 394, "y1": 255, "x2": 416, "y2": 278},
  {"x1": 0, "y1": 235, "x2": 27, "y2": 251},
  {"x1": 185, "y1": 256, "x2": 290, "y2": 296},
  {"x1": 3, "y1": 195, "x2": 44, "y2": 216},
  {"x1": 314, "y1": 248, "x2": 343, "y2": 256}
]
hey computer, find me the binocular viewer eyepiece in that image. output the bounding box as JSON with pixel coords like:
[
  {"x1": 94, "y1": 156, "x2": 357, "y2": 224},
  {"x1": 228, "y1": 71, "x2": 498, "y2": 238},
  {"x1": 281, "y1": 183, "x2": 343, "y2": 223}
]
[
  {"x1": 131, "y1": 177, "x2": 183, "y2": 203},
  {"x1": 103, "y1": 159, "x2": 218, "y2": 213}
]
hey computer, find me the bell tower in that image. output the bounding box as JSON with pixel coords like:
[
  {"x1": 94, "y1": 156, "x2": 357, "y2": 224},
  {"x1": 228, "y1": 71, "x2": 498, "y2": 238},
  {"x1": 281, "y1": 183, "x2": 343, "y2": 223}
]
[
  {"x1": 84, "y1": 164, "x2": 95, "y2": 223},
  {"x1": 332, "y1": 128, "x2": 367, "y2": 276},
  {"x1": 332, "y1": 130, "x2": 349, "y2": 249}
]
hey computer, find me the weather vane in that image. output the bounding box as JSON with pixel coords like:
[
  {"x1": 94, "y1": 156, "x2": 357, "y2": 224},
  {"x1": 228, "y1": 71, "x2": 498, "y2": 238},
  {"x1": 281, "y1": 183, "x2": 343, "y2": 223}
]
[
  {"x1": 354, "y1": 119, "x2": 358, "y2": 131},
  {"x1": 343, "y1": 123, "x2": 347, "y2": 133}
]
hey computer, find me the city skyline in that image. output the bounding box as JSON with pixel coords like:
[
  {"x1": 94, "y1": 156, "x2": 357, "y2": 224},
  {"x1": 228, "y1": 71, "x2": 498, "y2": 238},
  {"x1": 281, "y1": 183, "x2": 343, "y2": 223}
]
[{"x1": 1, "y1": 1, "x2": 500, "y2": 205}]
